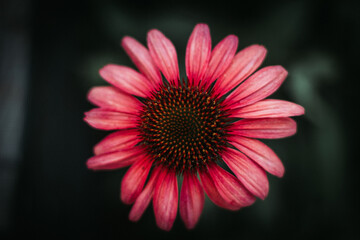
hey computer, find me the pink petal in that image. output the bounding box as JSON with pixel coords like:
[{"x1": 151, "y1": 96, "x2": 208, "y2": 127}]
[
  {"x1": 180, "y1": 171, "x2": 204, "y2": 229},
  {"x1": 129, "y1": 167, "x2": 162, "y2": 222},
  {"x1": 86, "y1": 147, "x2": 144, "y2": 170},
  {"x1": 199, "y1": 169, "x2": 240, "y2": 210},
  {"x1": 203, "y1": 164, "x2": 256, "y2": 209},
  {"x1": 226, "y1": 65, "x2": 288, "y2": 108},
  {"x1": 223, "y1": 149, "x2": 269, "y2": 200},
  {"x1": 215, "y1": 44, "x2": 267, "y2": 95},
  {"x1": 229, "y1": 136, "x2": 285, "y2": 177},
  {"x1": 87, "y1": 86, "x2": 141, "y2": 114},
  {"x1": 185, "y1": 23, "x2": 212, "y2": 86},
  {"x1": 231, "y1": 117, "x2": 297, "y2": 139},
  {"x1": 203, "y1": 35, "x2": 238, "y2": 87},
  {"x1": 99, "y1": 64, "x2": 153, "y2": 98},
  {"x1": 147, "y1": 29, "x2": 179, "y2": 84},
  {"x1": 84, "y1": 108, "x2": 138, "y2": 130},
  {"x1": 231, "y1": 99, "x2": 305, "y2": 118},
  {"x1": 93, "y1": 129, "x2": 140, "y2": 155},
  {"x1": 153, "y1": 170, "x2": 178, "y2": 231},
  {"x1": 121, "y1": 156, "x2": 153, "y2": 204},
  {"x1": 121, "y1": 36, "x2": 162, "y2": 85}
]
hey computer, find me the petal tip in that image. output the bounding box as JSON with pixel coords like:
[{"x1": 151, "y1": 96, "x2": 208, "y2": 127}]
[
  {"x1": 192, "y1": 23, "x2": 210, "y2": 38},
  {"x1": 147, "y1": 29, "x2": 160, "y2": 43},
  {"x1": 259, "y1": 182, "x2": 269, "y2": 200},
  {"x1": 99, "y1": 64, "x2": 115, "y2": 78},
  {"x1": 274, "y1": 162, "x2": 285, "y2": 178},
  {"x1": 184, "y1": 221, "x2": 197, "y2": 230},
  {"x1": 158, "y1": 223, "x2": 173, "y2": 232},
  {"x1": 147, "y1": 28, "x2": 161, "y2": 36},
  {"x1": 86, "y1": 157, "x2": 97, "y2": 170},
  {"x1": 254, "y1": 44, "x2": 268, "y2": 57},
  {"x1": 120, "y1": 187, "x2": 133, "y2": 205},
  {"x1": 195, "y1": 23, "x2": 209, "y2": 28},
  {"x1": 86, "y1": 87, "x2": 96, "y2": 102},
  {"x1": 275, "y1": 169, "x2": 285, "y2": 178},
  {"x1": 298, "y1": 105, "x2": 305, "y2": 116},
  {"x1": 83, "y1": 113, "x2": 92, "y2": 123},
  {"x1": 228, "y1": 34, "x2": 239, "y2": 45},
  {"x1": 253, "y1": 44, "x2": 267, "y2": 51},
  {"x1": 273, "y1": 65, "x2": 288, "y2": 76},
  {"x1": 121, "y1": 36, "x2": 132, "y2": 46}
]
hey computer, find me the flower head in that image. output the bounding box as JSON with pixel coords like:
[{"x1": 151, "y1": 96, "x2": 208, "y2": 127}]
[{"x1": 84, "y1": 23, "x2": 304, "y2": 231}]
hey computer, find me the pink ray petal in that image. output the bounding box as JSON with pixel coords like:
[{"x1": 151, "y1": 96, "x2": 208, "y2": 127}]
[
  {"x1": 226, "y1": 65, "x2": 288, "y2": 108},
  {"x1": 215, "y1": 44, "x2": 267, "y2": 95},
  {"x1": 231, "y1": 117, "x2": 297, "y2": 139},
  {"x1": 185, "y1": 23, "x2": 211, "y2": 86},
  {"x1": 99, "y1": 64, "x2": 153, "y2": 98},
  {"x1": 153, "y1": 170, "x2": 178, "y2": 231},
  {"x1": 180, "y1": 171, "x2": 204, "y2": 229},
  {"x1": 84, "y1": 108, "x2": 138, "y2": 130},
  {"x1": 229, "y1": 136, "x2": 285, "y2": 177},
  {"x1": 121, "y1": 36, "x2": 162, "y2": 85},
  {"x1": 199, "y1": 169, "x2": 240, "y2": 210},
  {"x1": 87, "y1": 86, "x2": 141, "y2": 114},
  {"x1": 203, "y1": 35, "x2": 238, "y2": 87},
  {"x1": 205, "y1": 164, "x2": 256, "y2": 209},
  {"x1": 231, "y1": 99, "x2": 305, "y2": 118},
  {"x1": 129, "y1": 167, "x2": 162, "y2": 222},
  {"x1": 121, "y1": 156, "x2": 154, "y2": 204},
  {"x1": 86, "y1": 147, "x2": 144, "y2": 170},
  {"x1": 223, "y1": 149, "x2": 269, "y2": 200},
  {"x1": 147, "y1": 29, "x2": 179, "y2": 85},
  {"x1": 93, "y1": 129, "x2": 140, "y2": 155}
]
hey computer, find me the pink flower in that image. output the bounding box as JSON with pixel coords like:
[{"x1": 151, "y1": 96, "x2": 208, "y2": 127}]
[{"x1": 84, "y1": 23, "x2": 304, "y2": 231}]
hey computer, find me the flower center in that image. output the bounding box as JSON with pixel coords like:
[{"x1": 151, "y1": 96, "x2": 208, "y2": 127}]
[{"x1": 138, "y1": 83, "x2": 230, "y2": 174}]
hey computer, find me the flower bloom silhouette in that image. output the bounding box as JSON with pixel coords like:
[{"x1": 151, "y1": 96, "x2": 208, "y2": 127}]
[{"x1": 84, "y1": 23, "x2": 304, "y2": 231}]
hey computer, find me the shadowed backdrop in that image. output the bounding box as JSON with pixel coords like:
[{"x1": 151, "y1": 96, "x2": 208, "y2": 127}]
[{"x1": 0, "y1": 0, "x2": 358, "y2": 239}]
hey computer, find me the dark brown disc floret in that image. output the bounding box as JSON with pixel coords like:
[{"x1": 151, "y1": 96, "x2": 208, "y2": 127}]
[{"x1": 138, "y1": 84, "x2": 230, "y2": 174}]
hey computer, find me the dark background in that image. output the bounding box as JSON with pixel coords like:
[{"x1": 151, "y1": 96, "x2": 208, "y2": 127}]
[{"x1": 1, "y1": 0, "x2": 359, "y2": 239}]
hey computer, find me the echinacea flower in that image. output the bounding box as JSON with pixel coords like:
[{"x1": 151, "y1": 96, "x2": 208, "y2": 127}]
[{"x1": 84, "y1": 23, "x2": 304, "y2": 231}]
